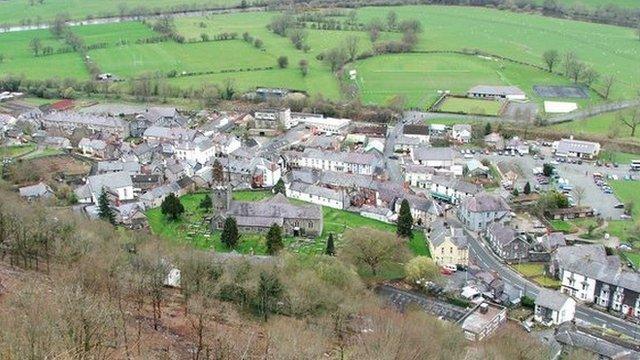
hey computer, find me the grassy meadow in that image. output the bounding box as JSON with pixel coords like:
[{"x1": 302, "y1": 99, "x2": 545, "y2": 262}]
[
  {"x1": 0, "y1": 5, "x2": 639, "y2": 113},
  {"x1": 0, "y1": 0, "x2": 242, "y2": 25}
]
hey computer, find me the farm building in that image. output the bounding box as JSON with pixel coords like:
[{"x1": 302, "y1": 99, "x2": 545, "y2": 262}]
[{"x1": 467, "y1": 85, "x2": 526, "y2": 101}]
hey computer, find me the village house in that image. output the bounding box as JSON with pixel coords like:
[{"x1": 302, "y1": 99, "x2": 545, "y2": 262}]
[
  {"x1": 19, "y1": 182, "x2": 54, "y2": 201},
  {"x1": 211, "y1": 187, "x2": 323, "y2": 237},
  {"x1": 319, "y1": 170, "x2": 378, "y2": 207},
  {"x1": 394, "y1": 134, "x2": 425, "y2": 152},
  {"x1": 143, "y1": 126, "x2": 198, "y2": 142},
  {"x1": 552, "y1": 244, "x2": 640, "y2": 318},
  {"x1": 428, "y1": 220, "x2": 469, "y2": 267},
  {"x1": 465, "y1": 159, "x2": 490, "y2": 178},
  {"x1": 427, "y1": 175, "x2": 482, "y2": 204},
  {"x1": 297, "y1": 148, "x2": 381, "y2": 176},
  {"x1": 537, "y1": 232, "x2": 567, "y2": 253},
  {"x1": 403, "y1": 164, "x2": 435, "y2": 188},
  {"x1": 403, "y1": 124, "x2": 430, "y2": 142},
  {"x1": 41, "y1": 112, "x2": 129, "y2": 138},
  {"x1": 75, "y1": 172, "x2": 135, "y2": 204},
  {"x1": 484, "y1": 132, "x2": 505, "y2": 150},
  {"x1": 38, "y1": 136, "x2": 69, "y2": 151},
  {"x1": 553, "y1": 137, "x2": 601, "y2": 159},
  {"x1": 534, "y1": 289, "x2": 576, "y2": 326},
  {"x1": 505, "y1": 136, "x2": 529, "y2": 155},
  {"x1": 96, "y1": 160, "x2": 141, "y2": 174},
  {"x1": 394, "y1": 193, "x2": 442, "y2": 226},
  {"x1": 467, "y1": 85, "x2": 526, "y2": 100},
  {"x1": 131, "y1": 174, "x2": 162, "y2": 193},
  {"x1": 458, "y1": 193, "x2": 511, "y2": 231},
  {"x1": 451, "y1": 124, "x2": 472, "y2": 143},
  {"x1": 174, "y1": 137, "x2": 215, "y2": 164},
  {"x1": 286, "y1": 181, "x2": 345, "y2": 209},
  {"x1": 139, "y1": 182, "x2": 181, "y2": 208},
  {"x1": 485, "y1": 222, "x2": 530, "y2": 262},
  {"x1": 78, "y1": 138, "x2": 109, "y2": 158}
]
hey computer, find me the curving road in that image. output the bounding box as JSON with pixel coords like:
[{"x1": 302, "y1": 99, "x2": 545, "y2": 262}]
[{"x1": 452, "y1": 215, "x2": 640, "y2": 339}]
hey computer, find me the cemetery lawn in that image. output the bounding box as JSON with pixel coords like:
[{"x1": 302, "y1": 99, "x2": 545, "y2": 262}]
[{"x1": 146, "y1": 191, "x2": 430, "y2": 257}]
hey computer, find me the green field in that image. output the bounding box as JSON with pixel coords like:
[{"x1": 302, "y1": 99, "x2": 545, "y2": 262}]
[
  {"x1": 0, "y1": 0, "x2": 242, "y2": 25},
  {"x1": 438, "y1": 97, "x2": 502, "y2": 115},
  {"x1": 348, "y1": 52, "x2": 590, "y2": 108},
  {"x1": 552, "y1": 109, "x2": 640, "y2": 143},
  {"x1": 356, "y1": 6, "x2": 640, "y2": 100},
  {"x1": 71, "y1": 22, "x2": 157, "y2": 47},
  {"x1": 1, "y1": 5, "x2": 640, "y2": 109},
  {"x1": 146, "y1": 191, "x2": 430, "y2": 257},
  {"x1": 0, "y1": 29, "x2": 88, "y2": 79},
  {"x1": 90, "y1": 40, "x2": 274, "y2": 78}
]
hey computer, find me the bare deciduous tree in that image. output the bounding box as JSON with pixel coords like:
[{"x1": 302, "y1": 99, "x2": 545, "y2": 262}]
[{"x1": 618, "y1": 106, "x2": 640, "y2": 136}]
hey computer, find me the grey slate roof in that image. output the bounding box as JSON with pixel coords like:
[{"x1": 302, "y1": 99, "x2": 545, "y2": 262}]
[
  {"x1": 430, "y1": 175, "x2": 482, "y2": 195},
  {"x1": 96, "y1": 160, "x2": 140, "y2": 173},
  {"x1": 227, "y1": 193, "x2": 322, "y2": 221},
  {"x1": 289, "y1": 181, "x2": 343, "y2": 202},
  {"x1": 555, "y1": 323, "x2": 639, "y2": 359},
  {"x1": 43, "y1": 112, "x2": 125, "y2": 129},
  {"x1": 430, "y1": 220, "x2": 468, "y2": 249},
  {"x1": 19, "y1": 182, "x2": 52, "y2": 198},
  {"x1": 412, "y1": 147, "x2": 455, "y2": 161},
  {"x1": 320, "y1": 170, "x2": 376, "y2": 189},
  {"x1": 540, "y1": 232, "x2": 566, "y2": 251},
  {"x1": 461, "y1": 193, "x2": 510, "y2": 213},
  {"x1": 143, "y1": 126, "x2": 197, "y2": 141},
  {"x1": 487, "y1": 222, "x2": 519, "y2": 246},
  {"x1": 302, "y1": 148, "x2": 381, "y2": 166},
  {"x1": 535, "y1": 288, "x2": 570, "y2": 311}
]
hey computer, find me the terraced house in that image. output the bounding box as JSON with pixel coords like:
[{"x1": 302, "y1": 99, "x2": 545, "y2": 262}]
[
  {"x1": 298, "y1": 148, "x2": 382, "y2": 176},
  {"x1": 552, "y1": 244, "x2": 640, "y2": 318}
]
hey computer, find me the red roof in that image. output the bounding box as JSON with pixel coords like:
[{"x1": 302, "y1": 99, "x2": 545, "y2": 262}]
[{"x1": 51, "y1": 99, "x2": 75, "y2": 111}]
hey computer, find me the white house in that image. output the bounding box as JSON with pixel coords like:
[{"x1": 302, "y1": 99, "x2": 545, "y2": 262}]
[
  {"x1": 286, "y1": 181, "x2": 345, "y2": 209},
  {"x1": 428, "y1": 175, "x2": 482, "y2": 204},
  {"x1": 458, "y1": 193, "x2": 510, "y2": 231},
  {"x1": 174, "y1": 136, "x2": 215, "y2": 164},
  {"x1": 404, "y1": 164, "x2": 435, "y2": 188},
  {"x1": 452, "y1": 124, "x2": 472, "y2": 143},
  {"x1": 75, "y1": 172, "x2": 135, "y2": 204},
  {"x1": 534, "y1": 289, "x2": 576, "y2": 326},
  {"x1": 298, "y1": 148, "x2": 380, "y2": 176}
]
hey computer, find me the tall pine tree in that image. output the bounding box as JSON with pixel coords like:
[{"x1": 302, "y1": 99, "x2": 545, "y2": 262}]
[
  {"x1": 397, "y1": 199, "x2": 413, "y2": 238},
  {"x1": 325, "y1": 233, "x2": 335, "y2": 256},
  {"x1": 161, "y1": 193, "x2": 185, "y2": 220},
  {"x1": 221, "y1": 217, "x2": 239, "y2": 248},
  {"x1": 98, "y1": 187, "x2": 116, "y2": 225},
  {"x1": 266, "y1": 223, "x2": 283, "y2": 255},
  {"x1": 523, "y1": 181, "x2": 531, "y2": 195},
  {"x1": 272, "y1": 179, "x2": 286, "y2": 195}
]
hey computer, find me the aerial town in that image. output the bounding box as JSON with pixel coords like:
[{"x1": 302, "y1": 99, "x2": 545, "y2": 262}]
[
  {"x1": 1, "y1": 0, "x2": 640, "y2": 358},
  {"x1": 2, "y1": 83, "x2": 640, "y2": 358}
]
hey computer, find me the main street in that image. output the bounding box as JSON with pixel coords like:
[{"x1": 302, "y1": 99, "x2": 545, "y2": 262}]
[{"x1": 456, "y1": 215, "x2": 640, "y2": 339}]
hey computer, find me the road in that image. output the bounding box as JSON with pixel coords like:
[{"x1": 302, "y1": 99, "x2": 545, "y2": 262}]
[{"x1": 454, "y1": 216, "x2": 640, "y2": 339}]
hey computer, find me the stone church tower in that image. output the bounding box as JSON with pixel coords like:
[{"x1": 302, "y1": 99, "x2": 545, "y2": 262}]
[{"x1": 211, "y1": 184, "x2": 231, "y2": 215}]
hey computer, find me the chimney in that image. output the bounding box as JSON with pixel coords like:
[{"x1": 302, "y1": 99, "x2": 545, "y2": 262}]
[{"x1": 480, "y1": 303, "x2": 489, "y2": 314}]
